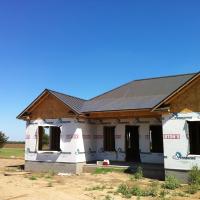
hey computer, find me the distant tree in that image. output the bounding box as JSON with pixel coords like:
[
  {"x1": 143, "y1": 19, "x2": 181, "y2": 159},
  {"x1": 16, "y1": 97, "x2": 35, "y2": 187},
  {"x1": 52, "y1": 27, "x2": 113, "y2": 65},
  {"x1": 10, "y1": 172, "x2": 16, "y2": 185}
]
[
  {"x1": 42, "y1": 133, "x2": 49, "y2": 145},
  {"x1": 0, "y1": 131, "x2": 9, "y2": 148}
]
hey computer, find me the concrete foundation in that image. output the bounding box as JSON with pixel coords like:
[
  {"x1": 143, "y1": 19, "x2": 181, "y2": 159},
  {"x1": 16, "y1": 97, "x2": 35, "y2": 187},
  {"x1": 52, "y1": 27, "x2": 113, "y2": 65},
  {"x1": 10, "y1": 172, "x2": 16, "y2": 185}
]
[
  {"x1": 25, "y1": 161, "x2": 85, "y2": 174},
  {"x1": 165, "y1": 169, "x2": 189, "y2": 183}
]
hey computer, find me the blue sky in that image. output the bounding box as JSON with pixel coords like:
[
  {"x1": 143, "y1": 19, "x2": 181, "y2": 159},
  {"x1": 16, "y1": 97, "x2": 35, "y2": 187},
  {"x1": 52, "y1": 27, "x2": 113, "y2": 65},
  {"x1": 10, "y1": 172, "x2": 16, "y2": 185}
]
[{"x1": 0, "y1": 0, "x2": 200, "y2": 140}]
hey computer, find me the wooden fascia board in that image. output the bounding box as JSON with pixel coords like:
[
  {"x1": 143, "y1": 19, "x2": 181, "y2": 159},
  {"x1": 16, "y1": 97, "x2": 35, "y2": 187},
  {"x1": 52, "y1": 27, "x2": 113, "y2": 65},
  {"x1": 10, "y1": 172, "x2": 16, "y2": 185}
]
[
  {"x1": 86, "y1": 109, "x2": 161, "y2": 119},
  {"x1": 164, "y1": 74, "x2": 200, "y2": 105},
  {"x1": 152, "y1": 72, "x2": 200, "y2": 111},
  {"x1": 83, "y1": 108, "x2": 151, "y2": 114},
  {"x1": 16, "y1": 89, "x2": 49, "y2": 119},
  {"x1": 28, "y1": 93, "x2": 50, "y2": 113}
]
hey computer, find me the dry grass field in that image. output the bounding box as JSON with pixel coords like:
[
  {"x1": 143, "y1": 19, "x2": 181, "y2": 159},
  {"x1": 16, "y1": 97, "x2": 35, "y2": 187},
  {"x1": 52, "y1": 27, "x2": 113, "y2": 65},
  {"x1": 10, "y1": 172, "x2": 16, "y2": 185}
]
[
  {"x1": 0, "y1": 158, "x2": 200, "y2": 200},
  {"x1": 4, "y1": 143, "x2": 25, "y2": 148}
]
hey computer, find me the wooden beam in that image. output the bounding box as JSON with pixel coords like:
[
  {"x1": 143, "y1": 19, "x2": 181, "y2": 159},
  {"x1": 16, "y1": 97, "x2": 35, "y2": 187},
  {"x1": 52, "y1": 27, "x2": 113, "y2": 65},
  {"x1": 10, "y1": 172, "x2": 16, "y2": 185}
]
[{"x1": 87, "y1": 110, "x2": 161, "y2": 119}]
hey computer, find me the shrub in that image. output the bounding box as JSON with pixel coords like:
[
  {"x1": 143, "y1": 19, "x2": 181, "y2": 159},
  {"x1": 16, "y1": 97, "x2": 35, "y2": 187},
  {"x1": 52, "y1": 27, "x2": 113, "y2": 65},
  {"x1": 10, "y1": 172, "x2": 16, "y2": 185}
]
[
  {"x1": 131, "y1": 185, "x2": 158, "y2": 197},
  {"x1": 185, "y1": 184, "x2": 199, "y2": 194},
  {"x1": 134, "y1": 166, "x2": 143, "y2": 180},
  {"x1": 162, "y1": 176, "x2": 180, "y2": 190},
  {"x1": 117, "y1": 183, "x2": 130, "y2": 197},
  {"x1": 188, "y1": 166, "x2": 200, "y2": 185}
]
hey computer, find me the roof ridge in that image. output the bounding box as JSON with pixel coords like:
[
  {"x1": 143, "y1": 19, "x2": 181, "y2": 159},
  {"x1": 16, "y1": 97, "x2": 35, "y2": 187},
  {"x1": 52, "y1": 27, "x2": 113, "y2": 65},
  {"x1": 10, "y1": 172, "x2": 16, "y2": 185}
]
[
  {"x1": 47, "y1": 89, "x2": 86, "y2": 101},
  {"x1": 88, "y1": 72, "x2": 198, "y2": 101},
  {"x1": 134, "y1": 72, "x2": 198, "y2": 82}
]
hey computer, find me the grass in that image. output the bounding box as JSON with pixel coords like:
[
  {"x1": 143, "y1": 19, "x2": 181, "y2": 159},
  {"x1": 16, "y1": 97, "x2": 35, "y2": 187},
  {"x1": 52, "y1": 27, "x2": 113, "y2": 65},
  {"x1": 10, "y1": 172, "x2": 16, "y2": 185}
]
[
  {"x1": 47, "y1": 181, "x2": 53, "y2": 187},
  {"x1": 93, "y1": 167, "x2": 125, "y2": 174},
  {"x1": 45, "y1": 170, "x2": 56, "y2": 179},
  {"x1": 159, "y1": 189, "x2": 168, "y2": 199},
  {"x1": 85, "y1": 185, "x2": 106, "y2": 191},
  {"x1": 92, "y1": 166, "x2": 200, "y2": 199},
  {"x1": 0, "y1": 148, "x2": 24, "y2": 158},
  {"x1": 103, "y1": 195, "x2": 114, "y2": 200},
  {"x1": 185, "y1": 184, "x2": 199, "y2": 194},
  {"x1": 134, "y1": 166, "x2": 143, "y2": 180},
  {"x1": 116, "y1": 183, "x2": 158, "y2": 198},
  {"x1": 29, "y1": 175, "x2": 37, "y2": 180}
]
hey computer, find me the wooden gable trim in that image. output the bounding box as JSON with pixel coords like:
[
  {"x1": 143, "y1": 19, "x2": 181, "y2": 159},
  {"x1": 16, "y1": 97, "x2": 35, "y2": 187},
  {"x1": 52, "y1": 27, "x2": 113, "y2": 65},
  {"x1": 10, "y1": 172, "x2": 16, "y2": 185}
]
[
  {"x1": 30, "y1": 93, "x2": 77, "y2": 114},
  {"x1": 17, "y1": 89, "x2": 80, "y2": 120},
  {"x1": 28, "y1": 92, "x2": 50, "y2": 113},
  {"x1": 165, "y1": 74, "x2": 200, "y2": 105},
  {"x1": 152, "y1": 72, "x2": 200, "y2": 111},
  {"x1": 29, "y1": 93, "x2": 77, "y2": 120},
  {"x1": 17, "y1": 89, "x2": 49, "y2": 119},
  {"x1": 169, "y1": 77, "x2": 200, "y2": 113}
]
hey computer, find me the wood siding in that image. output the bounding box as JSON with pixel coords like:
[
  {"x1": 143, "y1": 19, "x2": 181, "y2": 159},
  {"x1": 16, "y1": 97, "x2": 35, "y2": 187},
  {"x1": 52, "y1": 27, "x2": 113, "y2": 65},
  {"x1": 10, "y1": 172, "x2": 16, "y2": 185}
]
[
  {"x1": 29, "y1": 93, "x2": 76, "y2": 120},
  {"x1": 170, "y1": 77, "x2": 200, "y2": 113}
]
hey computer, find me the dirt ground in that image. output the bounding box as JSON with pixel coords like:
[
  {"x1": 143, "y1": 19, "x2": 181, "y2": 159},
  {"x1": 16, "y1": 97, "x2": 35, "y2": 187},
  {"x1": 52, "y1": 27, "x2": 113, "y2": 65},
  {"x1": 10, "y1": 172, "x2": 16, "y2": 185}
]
[{"x1": 0, "y1": 159, "x2": 200, "y2": 200}]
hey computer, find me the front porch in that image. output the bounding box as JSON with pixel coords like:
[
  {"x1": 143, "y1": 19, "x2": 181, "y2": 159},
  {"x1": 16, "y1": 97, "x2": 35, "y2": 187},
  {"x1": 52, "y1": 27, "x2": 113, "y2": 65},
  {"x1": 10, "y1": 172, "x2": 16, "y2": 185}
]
[
  {"x1": 87, "y1": 117, "x2": 164, "y2": 165},
  {"x1": 83, "y1": 161, "x2": 165, "y2": 180}
]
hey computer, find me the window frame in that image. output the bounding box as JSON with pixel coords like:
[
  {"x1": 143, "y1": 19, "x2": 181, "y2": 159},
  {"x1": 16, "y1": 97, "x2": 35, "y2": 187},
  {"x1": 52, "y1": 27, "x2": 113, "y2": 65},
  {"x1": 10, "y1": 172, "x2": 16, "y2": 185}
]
[
  {"x1": 188, "y1": 121, "x2": 200, "y2": 155},
  {"x1": 149, "y1": 125, "x2": 163, "y2": 153},
  {"x1": 103, "y1": 126, "x2": 116, "y2": 152},
  {"x1": 37, "y1": 126, "x2": 61, "y2": 152}
]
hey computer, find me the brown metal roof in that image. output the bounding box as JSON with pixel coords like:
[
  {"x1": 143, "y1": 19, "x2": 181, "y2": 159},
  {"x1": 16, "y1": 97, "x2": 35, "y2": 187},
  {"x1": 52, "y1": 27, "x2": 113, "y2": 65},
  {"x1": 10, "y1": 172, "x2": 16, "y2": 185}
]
[
  {"x1": 48, "y1": 89, "x2": 86, "y2": 114},
  {"x1": 17, "y1": 89, "x2": 86, "y2": 119},
  {"x1": 80, "y1": 73, "x2": 197, "y2": 112},
  {"x1": 17, "y1": 72, "x2": 199, "y2": 119}
]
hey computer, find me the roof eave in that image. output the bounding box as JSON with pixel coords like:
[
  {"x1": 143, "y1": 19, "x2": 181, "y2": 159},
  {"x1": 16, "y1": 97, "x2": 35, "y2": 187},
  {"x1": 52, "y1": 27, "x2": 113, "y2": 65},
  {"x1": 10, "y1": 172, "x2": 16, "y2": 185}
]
[{"x1": 81, "y1": 108, "x2": 152, "y2": 114}]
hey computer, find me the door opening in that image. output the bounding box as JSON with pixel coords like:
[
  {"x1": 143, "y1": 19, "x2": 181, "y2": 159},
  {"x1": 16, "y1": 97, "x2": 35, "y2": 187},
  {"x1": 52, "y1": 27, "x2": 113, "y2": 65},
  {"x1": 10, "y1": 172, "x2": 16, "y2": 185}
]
[{"x1": 125, "y1": 126, "x2": 140, "y2": 162}]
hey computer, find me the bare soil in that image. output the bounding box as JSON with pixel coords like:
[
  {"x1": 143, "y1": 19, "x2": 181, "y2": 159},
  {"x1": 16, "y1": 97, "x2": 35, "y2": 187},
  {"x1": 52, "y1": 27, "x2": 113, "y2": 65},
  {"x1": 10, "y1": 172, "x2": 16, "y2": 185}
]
[{"x1": 0, "y1": 159, "x2": 200, "y2": 200}]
